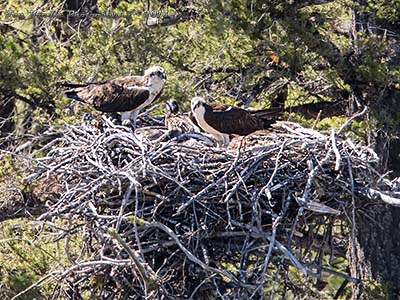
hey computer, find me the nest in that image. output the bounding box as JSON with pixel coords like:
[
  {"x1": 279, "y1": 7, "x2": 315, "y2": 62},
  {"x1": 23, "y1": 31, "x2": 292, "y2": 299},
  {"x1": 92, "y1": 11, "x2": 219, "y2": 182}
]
[{"x1": 19, "y1": 115, "x2": 396, "y2": 299}]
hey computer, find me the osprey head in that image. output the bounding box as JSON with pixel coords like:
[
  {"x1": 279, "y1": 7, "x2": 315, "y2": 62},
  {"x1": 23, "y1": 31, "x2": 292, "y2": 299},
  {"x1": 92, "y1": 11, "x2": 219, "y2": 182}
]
[
  {"x1": 144, "y1": 66, "x2": 166, "y2": 80},
  {"x1": 191, "y1": 96, "x2": 207, "y2": 112},
  {"x1": 164, "y1": 99, "x2": 179, "y2": 115}
]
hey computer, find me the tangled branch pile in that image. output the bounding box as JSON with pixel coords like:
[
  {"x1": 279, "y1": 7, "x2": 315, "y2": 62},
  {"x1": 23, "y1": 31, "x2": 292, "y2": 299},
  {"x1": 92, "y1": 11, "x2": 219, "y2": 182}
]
[{"x1": 19, "y1": 115, "x2": 394, "y2": 299}]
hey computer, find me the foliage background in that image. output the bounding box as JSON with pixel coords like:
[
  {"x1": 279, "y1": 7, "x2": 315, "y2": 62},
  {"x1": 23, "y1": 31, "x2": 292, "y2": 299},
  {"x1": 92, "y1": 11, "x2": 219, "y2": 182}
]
[{"x1": 0, "y1": 0, "x2": 400, "y2": 299}]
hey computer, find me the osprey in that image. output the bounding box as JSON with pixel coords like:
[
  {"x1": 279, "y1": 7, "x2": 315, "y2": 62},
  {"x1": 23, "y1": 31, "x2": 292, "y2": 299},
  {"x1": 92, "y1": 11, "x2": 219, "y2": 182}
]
[
  {"x1": 63, "y1": 66, "x2": 166, "y2": 127},
  {"x1": 191, "y1": 97, "x2": 282, "y2": 146},
  {"x1": 164, "y1": 99, "x2": 200, "y2": 134}
]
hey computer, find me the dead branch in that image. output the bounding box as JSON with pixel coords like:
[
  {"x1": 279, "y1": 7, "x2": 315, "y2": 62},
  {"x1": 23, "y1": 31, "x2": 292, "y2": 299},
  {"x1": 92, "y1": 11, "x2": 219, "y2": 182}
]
[{"x1": 14, "y1": 113, "x2": 397, "y2": 299}]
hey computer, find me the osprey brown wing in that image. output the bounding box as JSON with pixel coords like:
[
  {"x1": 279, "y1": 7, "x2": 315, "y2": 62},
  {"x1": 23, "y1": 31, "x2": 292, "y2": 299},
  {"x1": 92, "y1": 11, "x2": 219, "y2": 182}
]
[
  {"x1": 82, "y1": 82, "x2": 150, "y2": 112},
  {"x1": 209, "y1": 103, "x2": 232, "y2": 111},
  {"x1": 110, "y1": 75, "x2": 147, "y2": 87},
  {"x1": 204, "y1": 107, "x2": 262, "y2": 135},
  {"x1": 189, "y1": 112, "x2": 199, "y2": 128},
  {"x1": 64, "y1": 76, "x2": 151, "y2": 112}
]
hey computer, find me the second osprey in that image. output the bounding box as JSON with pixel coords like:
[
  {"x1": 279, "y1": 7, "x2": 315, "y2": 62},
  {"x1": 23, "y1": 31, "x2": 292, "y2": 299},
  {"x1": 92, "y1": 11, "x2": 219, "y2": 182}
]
[
  {"x1": 64, "y1": 66, "x2": 166, "y2": 127},
  {"x1": 191, "y1": 97, "x2": 282, "y2": 146}
]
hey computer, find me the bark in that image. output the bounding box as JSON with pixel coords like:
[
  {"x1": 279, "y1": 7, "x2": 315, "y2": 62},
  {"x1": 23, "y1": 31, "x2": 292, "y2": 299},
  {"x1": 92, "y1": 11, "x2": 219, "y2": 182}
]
[
  {"x1": 348, "y1": 203, "x2": 400, "y2": 299},
  {"x1": 282, "y1": 3, "x2": 400, "y2": 298},
  {"x1": 0, "y1": 94, "x2": 15, "y2": 149},
  {"x1": 346, "y1": 3, "x2": 400, "y2": 299}
]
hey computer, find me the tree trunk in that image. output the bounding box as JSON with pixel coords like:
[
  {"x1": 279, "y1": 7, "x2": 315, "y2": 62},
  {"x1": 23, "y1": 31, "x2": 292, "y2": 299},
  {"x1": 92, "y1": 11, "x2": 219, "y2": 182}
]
[
  {"x1": 348, "y1": 203, "x2": 400, "y2": 299},
  {"x1": 348, "y1": 3, "x2": 400, "y2": 298},
  {"x1": 0, "y1": 94, "x2": 15, "y2": 149}
]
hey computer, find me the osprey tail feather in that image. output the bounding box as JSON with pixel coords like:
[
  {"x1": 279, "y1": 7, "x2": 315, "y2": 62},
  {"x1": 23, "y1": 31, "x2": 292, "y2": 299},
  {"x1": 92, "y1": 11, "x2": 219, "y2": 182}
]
[
  {"x1": 260, "y1": 118, "x2": 276, "y2": 130},
  {"x1": 251, "y1": 107, "x2": 284, "y2": 118},
  {"x1": 64, "y1": 89, "x2": 85, "y2": 102},
  {"x1": 252, "y1": 107, "x2": 284, "y2": 129}
]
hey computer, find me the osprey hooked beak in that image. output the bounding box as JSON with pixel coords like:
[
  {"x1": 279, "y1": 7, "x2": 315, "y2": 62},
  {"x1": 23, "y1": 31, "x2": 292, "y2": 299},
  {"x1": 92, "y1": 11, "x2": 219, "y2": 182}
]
[
  {"x1": 158, "y1": 71, "x2": 167, "y2": 80},
  {"x1": 164, "y1": 99, "x2": 179, "y2": 115},
  {"x1": 191, "y1": 96, "x2": 206, "y2": 111},
  {"x1": 144, "y1": 66, "x2": 166, "y2": 80}
]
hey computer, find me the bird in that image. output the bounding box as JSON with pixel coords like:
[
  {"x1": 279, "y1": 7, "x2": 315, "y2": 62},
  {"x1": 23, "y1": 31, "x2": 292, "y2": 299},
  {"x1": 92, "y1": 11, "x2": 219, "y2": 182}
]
[
  {"x1": 191, "y1": 97, "x2": 282, "y2": 146},
  {"x1": 63, "y1": 66, "x2": 166, "y2": 128},
  {"x1": 164, "y1": 99, "x2": 200, "y2": 134}
]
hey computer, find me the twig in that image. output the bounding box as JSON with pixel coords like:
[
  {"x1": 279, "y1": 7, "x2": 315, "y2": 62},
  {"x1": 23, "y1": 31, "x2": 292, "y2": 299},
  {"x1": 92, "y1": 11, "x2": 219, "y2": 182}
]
[{"x1": 109, "y1": 228, "x2": 158, "y2": 294}]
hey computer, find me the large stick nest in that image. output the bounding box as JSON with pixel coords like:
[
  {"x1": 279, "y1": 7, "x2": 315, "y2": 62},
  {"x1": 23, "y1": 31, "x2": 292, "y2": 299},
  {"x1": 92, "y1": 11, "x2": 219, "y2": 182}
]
[{"x1": 20, "y1": 114, "x2": 397, "y2": 299}]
